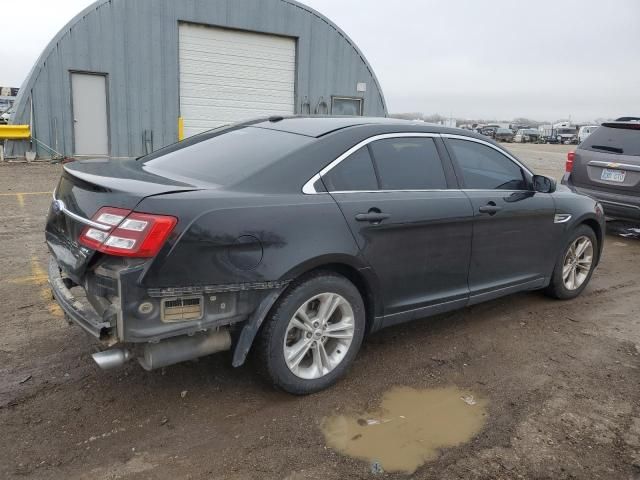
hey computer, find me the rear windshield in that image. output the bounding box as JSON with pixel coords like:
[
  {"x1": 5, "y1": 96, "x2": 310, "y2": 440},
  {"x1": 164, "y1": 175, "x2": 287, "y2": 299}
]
[
  {"x1": 581, "y1": 126, "x2": 640, "y2": 156},
  {"x1": 141, "y1": 127, "x2": 313, "y2": 185}
]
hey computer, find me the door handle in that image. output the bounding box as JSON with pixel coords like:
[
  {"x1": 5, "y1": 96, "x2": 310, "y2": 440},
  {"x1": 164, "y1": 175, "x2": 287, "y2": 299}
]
[
  {"x1": 355, "y1": 209, "x2": 391, "y2": 223},
  {"x1": 478, "y1": 202, "x2": 502, "y2": 215}
]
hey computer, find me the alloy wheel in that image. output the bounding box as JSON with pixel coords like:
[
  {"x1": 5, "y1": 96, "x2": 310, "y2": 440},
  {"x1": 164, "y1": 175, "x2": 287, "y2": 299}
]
[
  {"x1": 562, "y1": 236, "x2": 594, "y2": 291},
  {"x1": 283, "y1": 293, "x2": 355, "y2": 379}
]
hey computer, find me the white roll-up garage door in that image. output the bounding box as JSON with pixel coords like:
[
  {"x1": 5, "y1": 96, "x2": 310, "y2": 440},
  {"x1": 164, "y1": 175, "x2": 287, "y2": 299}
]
[{"x1": 179, "y1": 23, "x2": 296, "y2": 138}]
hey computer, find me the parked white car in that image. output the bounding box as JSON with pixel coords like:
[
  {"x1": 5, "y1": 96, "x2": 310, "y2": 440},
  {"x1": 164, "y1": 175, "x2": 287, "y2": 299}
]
[
  {"x1": 578, "y1": 125, "x2": 599, "y2": 144},
  {"x1": 514, "y1": 129, "x2": 541, "y2": 143}
]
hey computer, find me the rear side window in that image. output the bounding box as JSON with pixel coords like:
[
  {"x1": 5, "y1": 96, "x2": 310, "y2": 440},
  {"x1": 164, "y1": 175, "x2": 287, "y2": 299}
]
[
  {"x1": 141, "y1": 127, "x2": 312, "y2": 185},
  {"x1": 369, "y1": 138, "x2": 447, "y2": 190},
  {"x1": 581, "y1": 126, "x2": 640, "y2": 156},
  {"x1": 322, "y1": 147, "x2": 378, "y2": 192},
  {"x1": 448, "y1": 139, "x2": 527, "y2": 190}
]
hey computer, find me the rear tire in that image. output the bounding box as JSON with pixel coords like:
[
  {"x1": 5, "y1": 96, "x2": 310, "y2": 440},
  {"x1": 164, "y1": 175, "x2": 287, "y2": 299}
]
[
  {"x1": 545, "y1": 225, "x2": 598, "y2": 299},
  {"x1": 254, "y1": 272, "x2": 366, "y2": 395}
]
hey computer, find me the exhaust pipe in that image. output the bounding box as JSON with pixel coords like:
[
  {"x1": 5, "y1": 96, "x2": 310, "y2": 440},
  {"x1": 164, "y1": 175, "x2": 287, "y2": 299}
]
[
  {"x1": 139, "y1": 329, "x2": 232, "y2": 371},
  {"x1": 92, "y1": 348, "x2": 132, "y2": 370}
]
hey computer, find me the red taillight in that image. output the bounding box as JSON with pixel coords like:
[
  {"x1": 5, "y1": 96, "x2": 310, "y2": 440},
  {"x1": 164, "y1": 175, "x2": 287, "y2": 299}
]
[
  {"x1": 79, "y1": 207, "x2": 177, "y2": 257},
  {"x1": 566, "y1": 151, "x2": 575, "y2": 172}
]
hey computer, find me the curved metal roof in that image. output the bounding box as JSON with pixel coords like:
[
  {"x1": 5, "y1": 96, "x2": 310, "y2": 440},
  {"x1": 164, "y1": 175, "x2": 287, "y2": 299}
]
[{"x1": 12, "y1": 0, "x2": 387, "y2": 122}]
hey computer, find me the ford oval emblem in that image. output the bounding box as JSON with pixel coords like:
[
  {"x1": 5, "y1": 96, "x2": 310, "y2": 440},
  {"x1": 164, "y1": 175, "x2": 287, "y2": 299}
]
[{"x1": 52, "y1": 199, "x2": 64, "y2": 215}]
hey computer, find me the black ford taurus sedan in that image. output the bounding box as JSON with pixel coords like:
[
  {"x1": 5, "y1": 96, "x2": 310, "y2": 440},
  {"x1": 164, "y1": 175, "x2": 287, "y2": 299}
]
[{"x1": 47, "y1": 117, "x2": 605, "y2": 394}]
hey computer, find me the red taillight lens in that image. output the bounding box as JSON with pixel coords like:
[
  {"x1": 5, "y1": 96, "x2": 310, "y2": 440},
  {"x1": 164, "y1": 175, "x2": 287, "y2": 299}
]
[
  {"x1": 566, "y1": 151, "x2": 575, "y2": 172},
  {"x1": 79, "y1": 207, "x2": 177, "y2": 257}
]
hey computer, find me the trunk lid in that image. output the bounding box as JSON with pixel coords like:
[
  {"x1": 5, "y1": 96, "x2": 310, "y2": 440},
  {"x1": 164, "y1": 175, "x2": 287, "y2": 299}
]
[
  {"x1": 47, "y1": 159, "x2": 201, "y2": 280},
  {"x1": 571, "y1": 149, "x2": 640, "y2": 194}
]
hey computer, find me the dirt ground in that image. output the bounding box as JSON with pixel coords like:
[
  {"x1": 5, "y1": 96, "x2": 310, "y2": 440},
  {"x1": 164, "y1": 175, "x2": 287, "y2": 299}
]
[{"x1": 1, "y1": 144, "x2": 639, "y2": 480}]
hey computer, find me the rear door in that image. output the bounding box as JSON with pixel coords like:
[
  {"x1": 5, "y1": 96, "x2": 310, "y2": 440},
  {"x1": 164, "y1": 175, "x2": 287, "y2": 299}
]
[
  {"x1": 322, "y1": 133, "x2": 474, "y2": 325},
  {"x1": 444, "y1": 136, "x2": 557, "y2": 302},
  {"x1": 572, "y1": 124, "x2": 640, "y2": 195}
]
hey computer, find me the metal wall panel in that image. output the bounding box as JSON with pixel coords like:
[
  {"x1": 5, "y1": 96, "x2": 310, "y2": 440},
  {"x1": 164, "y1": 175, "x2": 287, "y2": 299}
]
[{"x1": 9, "y1": 0, "x2": 387, "y2": 159}]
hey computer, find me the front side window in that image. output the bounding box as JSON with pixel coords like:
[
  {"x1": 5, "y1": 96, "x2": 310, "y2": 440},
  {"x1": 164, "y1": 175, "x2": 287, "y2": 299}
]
[
  {"x1": 369, "y1": 137, "x2": 447, "y2": 190},
  {"x1": 322, "y1": 146, "x2": 378, "y2": 192},
  {"x1": 448, "y1": 139, "x2": 527, "y2": 190}
]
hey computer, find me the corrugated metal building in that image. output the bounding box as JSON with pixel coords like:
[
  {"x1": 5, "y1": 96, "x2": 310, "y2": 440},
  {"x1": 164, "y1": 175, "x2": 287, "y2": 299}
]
[{"x1": 9, "y1": 0, "x2": 387, "y2": 159}]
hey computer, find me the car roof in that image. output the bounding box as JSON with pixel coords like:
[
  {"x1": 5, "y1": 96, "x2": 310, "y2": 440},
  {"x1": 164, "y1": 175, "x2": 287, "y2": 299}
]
[
  {"x1": 250, "y1": 116, "x2": 458, "y2": 138},
  {"x1": 602, "y1": 120, "x2": 640, "y2": 128}
]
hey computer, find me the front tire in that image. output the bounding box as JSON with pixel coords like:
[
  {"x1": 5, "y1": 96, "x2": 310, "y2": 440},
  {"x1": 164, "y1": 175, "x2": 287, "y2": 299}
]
[
  {"x1": 254, "y1": 272, "x2": 366, "y2": 395},
  {"x1": 545, "y1": 225, "x2": 598, "y2": 299}
]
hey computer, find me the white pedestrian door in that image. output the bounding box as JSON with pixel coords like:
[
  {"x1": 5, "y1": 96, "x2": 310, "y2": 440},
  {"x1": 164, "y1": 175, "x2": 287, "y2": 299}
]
[
  {"x1": 71, "y1": 73, "x2": 109, "y2": 157},
  {"x1": 179, "y1": 23, "x2": 296, "y2": 138}
]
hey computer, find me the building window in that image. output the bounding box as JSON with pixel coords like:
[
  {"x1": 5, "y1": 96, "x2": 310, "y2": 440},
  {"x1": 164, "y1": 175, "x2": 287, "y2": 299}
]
[{"x1": 331, "y1": 96, "x2": 364, "y2": 116}]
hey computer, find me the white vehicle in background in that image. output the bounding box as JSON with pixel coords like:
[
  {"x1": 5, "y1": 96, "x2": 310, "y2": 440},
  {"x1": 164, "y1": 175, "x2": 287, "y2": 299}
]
[
  {"x1": 551, "y1": 123, "x2": 578, "y2": 144},
  {"x1": 578, "y1": 125, "x2": 599, "y2": 144},
  {"x1": 514, "y1": 128, "x2": 542, "y2": 143}
]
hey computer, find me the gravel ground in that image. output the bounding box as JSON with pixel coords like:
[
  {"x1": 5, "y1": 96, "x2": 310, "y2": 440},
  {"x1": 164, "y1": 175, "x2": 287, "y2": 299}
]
[{"x1": 1, "y1": 144, "x2": 639, "y2": 480}]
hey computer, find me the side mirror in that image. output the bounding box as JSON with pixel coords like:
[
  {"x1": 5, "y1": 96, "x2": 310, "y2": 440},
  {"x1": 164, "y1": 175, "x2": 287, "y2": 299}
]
[{"x1": 532, "y1": 175, "x2": 556, "y2": 194}]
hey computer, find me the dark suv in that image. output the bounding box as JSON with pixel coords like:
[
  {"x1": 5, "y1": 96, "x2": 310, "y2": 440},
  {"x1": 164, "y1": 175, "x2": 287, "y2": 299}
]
[{"x1": 563, "y1": 120, "x2": 640, "y2": 222}]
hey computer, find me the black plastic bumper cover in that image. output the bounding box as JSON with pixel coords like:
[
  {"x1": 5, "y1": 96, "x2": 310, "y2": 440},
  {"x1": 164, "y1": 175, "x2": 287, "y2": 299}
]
[{"x1": 48, "y1": 257, "x2": 112, "y2": 339}]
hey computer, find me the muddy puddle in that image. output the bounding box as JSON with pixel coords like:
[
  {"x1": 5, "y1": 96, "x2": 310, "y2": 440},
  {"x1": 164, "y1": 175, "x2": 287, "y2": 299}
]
[{"x1": 321, "y1": 386, "x2": 488, "y2": 474}]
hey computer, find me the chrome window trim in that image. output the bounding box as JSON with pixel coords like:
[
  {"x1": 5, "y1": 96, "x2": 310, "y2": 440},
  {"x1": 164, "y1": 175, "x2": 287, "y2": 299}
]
[
  {"x1": 52, "y1": 195, "x2": 111, "y2": 231},
  {"x1": 302, "y1": 132, "x2": 441, "y2": 194},
  {"x1": 302, "y1": 174, "x2": 323, "y2": 194},
  {"x1": 302, "y1": 132, "x2": 536, "y2": 195},
  {"x1": 327, "y1": 188, "x2": 531, "y2": 195},
  {"x1": 441, "y1": 133, "x2": 534, "y2": 177},
  {"x1": 330, "y1": 189, "x2": 455, "y2": 194}
]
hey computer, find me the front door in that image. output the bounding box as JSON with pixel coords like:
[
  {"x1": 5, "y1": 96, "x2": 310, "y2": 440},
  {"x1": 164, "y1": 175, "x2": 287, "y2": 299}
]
[
  {"x1": 321, "y1": 134, "x2": 474, "y2": 325},
  {"x1": 444, "y1": 136, "x2": 558, "y2": 303},
  {"x1": 71, "y1": 72, "x2": 109, "y2": 157}
]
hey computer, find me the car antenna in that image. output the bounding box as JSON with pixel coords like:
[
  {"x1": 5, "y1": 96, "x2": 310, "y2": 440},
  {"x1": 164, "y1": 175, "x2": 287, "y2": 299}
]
[{"x1": 269, "y1": 116, "x2": 284, "y2": 122}]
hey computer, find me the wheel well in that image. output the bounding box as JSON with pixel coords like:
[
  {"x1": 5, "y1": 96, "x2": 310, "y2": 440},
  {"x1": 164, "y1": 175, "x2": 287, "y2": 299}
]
[
  {"x1": 294, "y1": 263, "x2": 377, "y2": 334},
  {"x1": 580, "y1": 219, "x2": 603, "y2": 260}
]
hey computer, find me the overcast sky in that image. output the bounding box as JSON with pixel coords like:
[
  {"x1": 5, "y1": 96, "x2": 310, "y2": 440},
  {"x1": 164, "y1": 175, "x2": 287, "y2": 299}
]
[{"x1": 1, "y1": 0, "x2": 638, "y2": 122}]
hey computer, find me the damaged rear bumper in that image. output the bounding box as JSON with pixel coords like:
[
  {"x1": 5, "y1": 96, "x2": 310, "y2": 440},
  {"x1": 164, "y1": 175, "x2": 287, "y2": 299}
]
[
  {"x1": 47, "y1": 255, "x2": 289, "y2": 369},
  {"x1": 48, "y1": 257, "x2": 115, "y2": 341}
]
